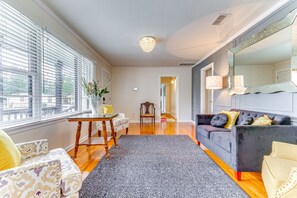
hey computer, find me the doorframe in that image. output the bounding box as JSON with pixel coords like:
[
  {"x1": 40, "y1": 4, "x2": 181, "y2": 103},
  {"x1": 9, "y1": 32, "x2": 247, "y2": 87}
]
[
  {"x1": 200, "y1": 63, "x2": 214, "y2": 114},
  {"x1": 159, "y1": 75, "x2": 179, "y2": 121}
]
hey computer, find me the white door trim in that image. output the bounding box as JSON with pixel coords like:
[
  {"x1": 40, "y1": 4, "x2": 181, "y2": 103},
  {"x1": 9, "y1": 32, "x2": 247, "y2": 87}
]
[
  {"x1": 200, "y1": 63, "x2": 214, "y2": 114},
  {"x1": 159, "y1": 75, "x2": 179, "y2": 121}
]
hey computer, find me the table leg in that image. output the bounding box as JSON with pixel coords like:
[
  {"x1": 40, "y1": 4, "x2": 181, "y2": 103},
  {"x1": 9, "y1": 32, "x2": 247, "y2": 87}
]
[
  {"x1": 88, "y1": 121, "x2": 92, "y2": 137},
  {"x1": 86, "y1": 121, "x2": 92, "y2": 149},
  {"x1": 109, "y1": 120, "x2": 118, "y2": 147},
  {"x1": 102, "y1": 121, "x2": 110, "y2": 159},
  {"x1": 73, "y1": 121, "x2": 82, "y2": 158}
]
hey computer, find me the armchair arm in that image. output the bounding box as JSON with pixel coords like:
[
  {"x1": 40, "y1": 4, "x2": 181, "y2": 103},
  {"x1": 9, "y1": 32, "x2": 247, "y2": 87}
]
[
  {"x1": 16, "y1": 139, "x2": 48, "y2": 160},
  {"x1": 276, "y1": 167, "x2": 297, "y2": 198},
  {"x1": 0, "y1": 160, "x2": 61, "y2": 197},
  {"x1": 230, "y1": 125, "x2": 297, "y2": 172},
  {"x1": 196, "y1": 114, "x2": 215, "y2": 125},
  {"x1": 271, "y1": 141, "x2": 297, "y2": 161}
]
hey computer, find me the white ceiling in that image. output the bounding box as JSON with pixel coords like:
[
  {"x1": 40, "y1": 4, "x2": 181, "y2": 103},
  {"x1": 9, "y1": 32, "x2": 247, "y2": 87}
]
[{"x1": 42, "y1": 0, "x2": 282, "y2": 67}]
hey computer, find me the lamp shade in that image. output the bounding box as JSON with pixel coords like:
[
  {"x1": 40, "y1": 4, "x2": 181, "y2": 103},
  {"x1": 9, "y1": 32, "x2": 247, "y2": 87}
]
[
  {"x1": 139, "y1": 36, "x2": 156, "y2": 53},
  {"x1": 206, "y1": 76, "x2": 223, "y2": 89}
]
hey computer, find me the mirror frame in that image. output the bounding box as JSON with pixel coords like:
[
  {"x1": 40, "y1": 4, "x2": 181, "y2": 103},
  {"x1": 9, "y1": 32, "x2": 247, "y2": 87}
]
[{"x1": 228, "y1": 8, "x2": 297, "y2": 95}]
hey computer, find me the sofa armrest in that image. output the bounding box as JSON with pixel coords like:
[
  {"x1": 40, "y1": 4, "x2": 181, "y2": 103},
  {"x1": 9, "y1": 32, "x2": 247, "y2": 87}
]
[
  {"x1": 271, "y1": 141, "x2": 297, "y2": 161},
  {"x1": 16, "y1": 139, "x2": 48, "y2": 160},
  {"x1": 276, "y1": 167, "x2": 297, "y2": 198},
  {"x1": 196, "y1": 114, "x2": 215, "y2": 125},
  {"x1": 231, "y1": 125, "x2": 297, "y2": 172},
  {"x1": 0, "y1": 160, "x2": 61, "y2": 197}
]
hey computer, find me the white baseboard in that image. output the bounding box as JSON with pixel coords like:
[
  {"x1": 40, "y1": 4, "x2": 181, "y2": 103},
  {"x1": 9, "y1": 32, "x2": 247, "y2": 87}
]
[{"x1": 65, "y1": 129, "x2": 98, "y2": 152}]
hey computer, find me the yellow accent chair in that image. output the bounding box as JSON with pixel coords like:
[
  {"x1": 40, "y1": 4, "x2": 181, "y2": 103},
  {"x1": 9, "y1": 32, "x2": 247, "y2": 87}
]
[
  {"x1": 262, "y1": 141, "x2": 297, "y2": 198},
  {"x1": 0, "y1": 134, "x2": 82, "y2": 197}
]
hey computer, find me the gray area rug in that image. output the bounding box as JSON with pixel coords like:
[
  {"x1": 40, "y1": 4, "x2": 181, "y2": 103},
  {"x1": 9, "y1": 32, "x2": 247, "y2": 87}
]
[{"x1": 80, "y1": 135, "x2": 248, "y2": 198}]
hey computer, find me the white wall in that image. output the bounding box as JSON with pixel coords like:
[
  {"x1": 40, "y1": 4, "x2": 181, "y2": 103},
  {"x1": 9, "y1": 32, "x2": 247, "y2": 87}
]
[
  {"x1": 4, "y1": 0, "x2": 112, "y2": 149},
  {"x1": 112, "y1": 67, "x2": 192, "y2": 122}
]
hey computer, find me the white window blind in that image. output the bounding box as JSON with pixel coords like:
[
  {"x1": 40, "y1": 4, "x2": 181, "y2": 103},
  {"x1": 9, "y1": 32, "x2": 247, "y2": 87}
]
[
  {"x1": 81, "y1": 56, "x2": 93, "y2": 110},
  {"x1": 43, "y1": 31, "x2": 79, "y2": 118},
  {"x1": 0, "y1": 0, "x2": 42, "y2": 125},
  {"x1": 0, "y1": 1, "x2": 95, "y2": 128}
]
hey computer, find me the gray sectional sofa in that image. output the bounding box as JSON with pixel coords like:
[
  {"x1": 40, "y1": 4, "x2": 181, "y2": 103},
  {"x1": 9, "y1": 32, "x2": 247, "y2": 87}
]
[{"x1": 196, "y1": 109, "x2": 297, "y2": 181}]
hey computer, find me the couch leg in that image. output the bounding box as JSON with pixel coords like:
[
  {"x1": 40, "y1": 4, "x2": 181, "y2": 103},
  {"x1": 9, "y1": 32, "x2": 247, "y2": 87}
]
[
  {"x1": 197, "y1": 141, "x2": 200, "y2": 146},
  {"x1": 126, "y1": 128, "x2": 128, "y2": 135},
  {"x1": 234, "y1": 171, "x2": 242, "y2": 181}
]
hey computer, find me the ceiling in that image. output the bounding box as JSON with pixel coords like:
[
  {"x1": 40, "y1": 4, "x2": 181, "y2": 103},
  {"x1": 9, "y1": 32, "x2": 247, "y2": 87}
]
[{"x1": 42, "y1": 0, "x2": 282, "y2": 67}]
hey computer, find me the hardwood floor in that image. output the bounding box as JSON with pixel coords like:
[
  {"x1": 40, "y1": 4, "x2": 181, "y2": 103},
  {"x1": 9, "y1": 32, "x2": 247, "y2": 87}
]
[{"x1": 68, "y1": 122, "x2": 267, "y2": 198}]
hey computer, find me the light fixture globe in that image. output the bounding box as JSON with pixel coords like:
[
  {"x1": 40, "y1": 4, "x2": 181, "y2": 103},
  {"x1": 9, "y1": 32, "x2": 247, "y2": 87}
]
[{"x1": 139, "y1": 36, "x2": 156, "y2": 53}]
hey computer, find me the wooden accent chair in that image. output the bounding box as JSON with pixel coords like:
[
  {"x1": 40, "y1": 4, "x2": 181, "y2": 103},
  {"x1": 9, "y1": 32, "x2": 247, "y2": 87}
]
[{"x1": 140, "y1": 102, "x2": 155, "y2": 125}]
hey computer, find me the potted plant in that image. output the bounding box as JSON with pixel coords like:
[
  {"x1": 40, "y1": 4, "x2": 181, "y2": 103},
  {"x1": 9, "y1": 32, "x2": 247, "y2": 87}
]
[{"x1": 81, "y1": 78, "x2": 109, "y2": 115}]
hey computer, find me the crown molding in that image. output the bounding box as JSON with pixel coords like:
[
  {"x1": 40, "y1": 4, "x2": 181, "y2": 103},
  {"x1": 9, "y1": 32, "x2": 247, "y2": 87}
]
[
  {"x1": 192, "y1": 0, "x2": 291, "y2": 68},
  {"x1": 34, "y1": 0, "x2": 112, "y2": 68}
]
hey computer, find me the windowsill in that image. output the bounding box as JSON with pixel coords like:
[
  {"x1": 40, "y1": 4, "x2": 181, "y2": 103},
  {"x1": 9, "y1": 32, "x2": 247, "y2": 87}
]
[{"x1": 3, "y1": 110, "x2": 91, "y2": 135}]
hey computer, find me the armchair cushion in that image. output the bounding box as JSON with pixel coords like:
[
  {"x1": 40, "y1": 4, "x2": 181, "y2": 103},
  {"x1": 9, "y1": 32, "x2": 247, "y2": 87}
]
[
  {"x1": 263, "y1": 156, "x2": 297, "y2": 188},
  {"x1": 21, "y1": 148, "x2": 82, "y2": 196},
  {"x1": 103, "y1": 105, "x2": 114, "y2": 114},
  {"x1": 0, "y1": 159, "x2": 61, "y2": 197},
  {"x1": 0, "y1": 130, "x2": 21, "y2": 170},
  {"x1": 16, "y1": 139, "x2": 48, "y2": 160}
]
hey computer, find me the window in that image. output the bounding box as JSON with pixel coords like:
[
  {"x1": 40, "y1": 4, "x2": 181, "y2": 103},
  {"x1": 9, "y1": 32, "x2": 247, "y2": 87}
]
[
  {"x1": 43, "y1": 31, "x2": 79, "y2": 117},
  {"x1": 81, "y1": 56, "x2": 93, "y2": 110},
  {"x1": 0, "y1": 1, "x2": 94, "y2": 128}
]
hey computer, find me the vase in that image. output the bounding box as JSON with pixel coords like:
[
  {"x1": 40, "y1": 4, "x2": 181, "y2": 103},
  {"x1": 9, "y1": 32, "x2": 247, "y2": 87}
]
[{"x1": 90, "y1": 95, "x2": 100, "y2": 116}]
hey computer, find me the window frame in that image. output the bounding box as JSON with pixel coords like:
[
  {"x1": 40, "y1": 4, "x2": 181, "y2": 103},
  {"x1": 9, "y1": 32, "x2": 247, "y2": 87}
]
[{"x1": 0, "y1": 1, "x2": 95, "y2": 130}]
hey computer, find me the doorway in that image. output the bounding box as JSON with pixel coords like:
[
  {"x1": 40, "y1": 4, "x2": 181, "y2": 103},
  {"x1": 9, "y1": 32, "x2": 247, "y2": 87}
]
[
  {"x1": 160, "y1": 77, "x2": 177, "y2": 122},
  {"x1": 201, "y1": 63, "x2": 214, "y2": 114}
]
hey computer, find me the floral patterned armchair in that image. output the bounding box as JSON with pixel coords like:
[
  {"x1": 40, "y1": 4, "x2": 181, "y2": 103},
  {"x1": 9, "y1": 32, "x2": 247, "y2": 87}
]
[
  {"x1": 0, "y1": 139, "x2": 82, "y2": 197},
  {"x1": 97, "y1": 113, "x2": 129, "y2": 136}
]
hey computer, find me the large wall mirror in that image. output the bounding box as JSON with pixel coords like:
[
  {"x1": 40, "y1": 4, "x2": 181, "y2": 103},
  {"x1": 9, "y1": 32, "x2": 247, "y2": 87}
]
[{"x1": 228, "y1": 8, "x2": 297, "y2": 94}]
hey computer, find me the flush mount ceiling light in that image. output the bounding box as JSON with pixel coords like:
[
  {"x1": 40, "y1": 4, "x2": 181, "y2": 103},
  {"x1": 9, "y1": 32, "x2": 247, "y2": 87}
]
[{"x1": 139, "y1": 36, "x2": 156, "y2": 53}]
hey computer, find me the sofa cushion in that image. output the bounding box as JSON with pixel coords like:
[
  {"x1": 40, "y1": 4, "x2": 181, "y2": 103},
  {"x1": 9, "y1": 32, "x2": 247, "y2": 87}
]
[
  {"x1": 232, "y1": 109, "x2": 291, "y2": 125},
  {"x1": 252, "y1": 115, "x2": 272, "y2": 126},
  {"x1": 197, "y1": 125, "x2": 231, "y2": 138},
  {"x1": 210, "y1": 113, "x2": 228, "y2": 128},
  {"x1": 239, "y1": 116, "x2": 254, "y2": 125},
  {"x1": 221, "y1": 111, "x2": 240, "y2": 129},
  {"x1": 21, "y1": 148, "x2": 82, "y2": 196},
  {"x1": 210, "y1": 132, "x2": 231, "y2": 152},
  {"x1": 262, "y1": 156, "x2": 297, "y2": 189}
]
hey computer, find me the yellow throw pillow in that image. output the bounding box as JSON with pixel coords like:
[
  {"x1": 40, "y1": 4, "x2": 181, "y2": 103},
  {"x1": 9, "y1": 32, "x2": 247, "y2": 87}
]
[
  {"x1": 0, "y1": 129, "x2": 21, "y2": 170},
  {"x1": 103, "y1": 105, "x2": 114, "y2": 114},
  {"x1": 221, "y1": 111, "x2": 240, "y2": 129},
  {"x1": 252, "y1": 115, "x2": 272, "y2": 126}
]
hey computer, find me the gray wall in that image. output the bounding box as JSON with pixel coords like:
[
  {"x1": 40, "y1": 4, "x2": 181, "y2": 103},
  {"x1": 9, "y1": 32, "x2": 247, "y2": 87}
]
[{"x1": 192, "y1": 1, "x2": 297, "y2": 123}]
